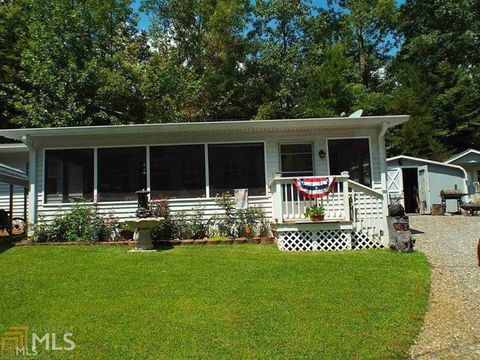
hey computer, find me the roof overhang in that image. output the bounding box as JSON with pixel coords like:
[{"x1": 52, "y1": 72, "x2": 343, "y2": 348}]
[
  {"x1": 0, "y1": 163, "x2": 29, "y2": 187},
  {"x1": 445, "y1": 149, "x2": 480, "y2": 164},
  {"x1": 387, "y1": 155, "x2": 468, "y2": 176},
  {"x1": 0, "y1": 143, "x2": 28, "y2": 154},
  {"x1": 0, "y1": 115, "x2": 409, "y2": 141}
]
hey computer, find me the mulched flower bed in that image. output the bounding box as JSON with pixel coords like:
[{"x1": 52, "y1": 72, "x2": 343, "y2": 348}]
[
  {"x1": 154, "y1": 237, "x2": 276, "y2": 247},
  {"x1": 14, "y1": 237, "x2": 276, "y2": 247},
  {"x1": 14, "y1": 240, "x2": 137, "y2": 247}
]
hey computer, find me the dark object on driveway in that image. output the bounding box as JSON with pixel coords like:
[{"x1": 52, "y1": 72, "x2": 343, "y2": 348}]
[
  {"x1": 460, "y1": 203, "x2": 480, "y2": 216},
  {"x1": 387, "y1": 204, "x2": 414, "y2": 252},
  {"x1": 478, "y1": 239, "x2": 480, "y2": 267}
]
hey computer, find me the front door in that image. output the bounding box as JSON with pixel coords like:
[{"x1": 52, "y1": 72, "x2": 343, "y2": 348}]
[{"x1": 418, "y1": 165, "x2": 430, "y2": 214}]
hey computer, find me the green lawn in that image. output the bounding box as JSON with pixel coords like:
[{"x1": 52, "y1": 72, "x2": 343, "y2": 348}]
[{"x1": 0, "y1": 245, "x2": 430, "y2": 359}]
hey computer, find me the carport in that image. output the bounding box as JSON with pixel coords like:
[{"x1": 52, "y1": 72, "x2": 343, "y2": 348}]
[{"x1": 0, "y1": 163, "x2": 29, "y2": 236}]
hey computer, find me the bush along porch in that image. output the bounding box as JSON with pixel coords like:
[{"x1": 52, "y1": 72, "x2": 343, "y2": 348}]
[{"x1": 30, "y1": 196, "x2": 274, "y2": 247}]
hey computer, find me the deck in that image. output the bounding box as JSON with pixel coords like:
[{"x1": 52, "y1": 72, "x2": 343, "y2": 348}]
[{"x1": 270, "y1": 172, "x2": 388, "y2": 251}]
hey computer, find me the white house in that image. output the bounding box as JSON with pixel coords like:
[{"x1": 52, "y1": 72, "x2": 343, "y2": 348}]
[
  {"x1": 387, "y1": 155, "x2": 467, "y2": 214},
  {"x1": 445, "y1": 149, "x2": 480, "y2": 195},
  {"x1": 0, "y1": 115, "x2": 408, "y2": 251}
]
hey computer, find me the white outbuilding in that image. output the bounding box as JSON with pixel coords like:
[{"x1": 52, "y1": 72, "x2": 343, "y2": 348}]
[{"x1": 387, "y1": 155, "x2": 467, "y2": 214}]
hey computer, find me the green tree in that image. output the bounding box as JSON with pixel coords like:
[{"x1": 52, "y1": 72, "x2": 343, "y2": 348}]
[
  {"x1": 9, "y1": 0, "x2": 147, "y2": 128},
  {"x1": 141, "y1": 0, "x2": 251, "y2": 122},
  {"x1": 389, "y1": 0, "x2": 480, "y2": 159}
]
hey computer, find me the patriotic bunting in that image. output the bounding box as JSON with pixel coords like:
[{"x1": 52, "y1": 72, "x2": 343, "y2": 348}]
[{"x1": 293, "y1": 177, "x2": 336, "y2": 199}]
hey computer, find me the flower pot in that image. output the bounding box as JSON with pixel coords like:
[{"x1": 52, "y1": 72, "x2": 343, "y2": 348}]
[{"x1": 310, "y1": 215, "x2": 324, "y2": 222}]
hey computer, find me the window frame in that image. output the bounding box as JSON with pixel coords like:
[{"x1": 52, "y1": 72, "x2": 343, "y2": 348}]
[
  {"x1": 278, "y1": 142, "x2": 315, "y2": 177},
  {"x1": 43, "y1": 148, "x2": 95, "y2": 204},
  {"x1": 325, "y1": 137, "x2": 374, "y2": 187},
  {"x1": 41, "y1": 140, "x2": 268, "y2": 205}
]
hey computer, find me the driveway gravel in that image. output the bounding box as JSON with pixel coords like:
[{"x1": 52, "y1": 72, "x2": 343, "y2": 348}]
[{"x1": 409, "y1": 215, "x2": 480, "y2": 359}]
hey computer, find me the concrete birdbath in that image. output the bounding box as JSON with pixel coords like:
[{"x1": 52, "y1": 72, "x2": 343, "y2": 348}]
[
  {"x1": 122, "y1": 218, "x2": 161, "y2": 251},
  {"x1": 122, "y1": 190, "x2": 161, "y2": 252}
]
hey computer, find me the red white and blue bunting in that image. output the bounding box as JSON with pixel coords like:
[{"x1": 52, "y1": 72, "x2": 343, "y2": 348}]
[{"x1": 293, "y1": 177, "x2": 336, "y2": 199}]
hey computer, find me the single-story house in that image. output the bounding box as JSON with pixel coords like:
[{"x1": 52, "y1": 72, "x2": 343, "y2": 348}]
[
  {"x1": 445, "y1": 149, "x2": 480, "y2": 195},
  {"x1": 387, "y1": 155, "x2": 467, "y2": 214},
  {"x1": 0, "y1": 115, "x2": 408, "y2": 251}
]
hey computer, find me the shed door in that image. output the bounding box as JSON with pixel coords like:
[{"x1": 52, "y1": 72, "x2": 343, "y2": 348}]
[
  {"x1": 387, "y1": 168, "x2": 404, "y2": 206},
  {"x1": 418, "y1": 165, "x2": 430, "y2": 214}
]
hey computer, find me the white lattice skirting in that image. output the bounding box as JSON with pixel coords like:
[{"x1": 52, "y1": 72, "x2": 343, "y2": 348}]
[{"x1": 277, "y1": 230, "x2": 384, "y2": 252}]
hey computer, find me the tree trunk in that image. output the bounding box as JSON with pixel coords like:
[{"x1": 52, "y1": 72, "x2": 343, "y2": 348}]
[{"x1": 357, "y1": 28, "x2": 369, "y2": 88}]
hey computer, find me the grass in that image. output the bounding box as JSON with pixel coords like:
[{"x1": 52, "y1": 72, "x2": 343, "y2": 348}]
[{"x1": 0, "y1": 245, "x2": 430, "y2": 359}]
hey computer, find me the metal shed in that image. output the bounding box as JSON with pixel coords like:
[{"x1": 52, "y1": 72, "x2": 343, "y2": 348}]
[{"x1": 387, "y1": 155, "x2": 467, "y2": 214}]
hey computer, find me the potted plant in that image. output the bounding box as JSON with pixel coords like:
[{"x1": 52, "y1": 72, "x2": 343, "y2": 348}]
[{"x1": 304, "y1": 204, "x2": 325, "y2": 222}]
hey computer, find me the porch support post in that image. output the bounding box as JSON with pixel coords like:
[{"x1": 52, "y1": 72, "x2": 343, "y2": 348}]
[
  {"x1": 22, "y1": 135, "x2": 37, "y2": 227},
  {"x1": 145, "y1": 146, "x2": 151, "y2": 200},
  {"x1": 204, "y1": 144, "x2": 210, "y2": 198},
  {"x1": 9, "y1": 184, "x2": 13, "y2": 236},
  {"x1": 341, "y1": 172, "x2": 350, "y2": 222},
  {"x1": 24, "y1": 186, "x2": 28, "y2": 221},
  {"x1": 93, "y1": 148, "x2": 98, "y2": 202},
  {"x1": 378, "y1": 122, "x2": 390, "y2": 246},
  {"x1": 271, "y1": 172, "x2": 283, "y2": 223}
]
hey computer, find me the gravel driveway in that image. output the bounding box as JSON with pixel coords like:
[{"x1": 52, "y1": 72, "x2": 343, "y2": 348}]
[{"x1": 409, "y1": 215, "x2": 480, "y2": 359}]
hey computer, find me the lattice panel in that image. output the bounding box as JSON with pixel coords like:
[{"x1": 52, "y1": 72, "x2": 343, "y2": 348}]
[
  {"x1": 351, "y1": 231, "x2": 384, "y2": 250},
  {"x1": 277, "y1": 230, "x2": 384, "y2": 251},
  {"x1": 277, "y1": 230, "x2": 351, "y2": 252}
]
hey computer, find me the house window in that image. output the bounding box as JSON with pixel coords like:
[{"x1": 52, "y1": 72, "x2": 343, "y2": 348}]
[
  {"x1": 150, "y1": 145, "x2": 206, "y2": 198},
  {"x1": 280, "y1": 144, "x2": 313, "y2": 177},
  {"x1": 45, "y1": 149, "x2": 94, "y2": 203},
  {"x1": 98, "y1": 147, "x2": 146, "y2": 201},
  {"x1": 208, "y1": 143, "x2": 266, "y2": 196},
  {"x1": 328, "y1": 138, "x2": 372, "y2": 186}
]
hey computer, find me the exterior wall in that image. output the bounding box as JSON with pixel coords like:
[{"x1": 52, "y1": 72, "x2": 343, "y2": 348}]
[
  {"x1": 31, "y1": 126, "x2": 383, "y2": 222},
  {"x1": 0, "y1": 152, "x2": 28, "y2": 218},
  {"x1": 387, "y1": 158, "x2": 467, "y2": 213}
]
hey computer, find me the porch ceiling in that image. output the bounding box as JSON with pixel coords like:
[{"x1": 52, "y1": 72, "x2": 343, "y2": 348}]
[{"x1": 0, "y1": 116, "x2": 409, "y2": 141}]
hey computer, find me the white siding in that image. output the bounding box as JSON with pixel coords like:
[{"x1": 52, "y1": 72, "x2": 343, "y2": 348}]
[{"x1": 34, "y1": 126, "x2": 383, "y2": 222}]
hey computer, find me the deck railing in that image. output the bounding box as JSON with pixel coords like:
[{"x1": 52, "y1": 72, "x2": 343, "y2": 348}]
[
  {"x1": 270, "y1": 173, "x2": 350, "y2": 223},
  {"x1": 270, "y1": 173, "x2": 386, "y2": 238}
]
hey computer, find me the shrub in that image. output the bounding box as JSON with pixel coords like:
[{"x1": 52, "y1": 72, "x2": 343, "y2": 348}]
[
  {"x1": 150, "y1": 200, "x2": 211, "y2": 240},
  {"x1": 33, "y1": 204, "x2": 120, "y2": 243},
  {"x1": 215, "y1": 193, "x2": 269, "y2": 238}
]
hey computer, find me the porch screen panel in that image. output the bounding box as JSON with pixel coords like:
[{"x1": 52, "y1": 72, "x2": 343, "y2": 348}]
[
  {"x1": 98, "y1": 147, "x2": 146, "y2": 201},
  {"x1": 150, "y1": 145, "x2": 206, "y2": 198},
  {"x1": 45, "y1": 149, "x2": 94, "y2": 203},
  {"x1": 328, "y1": 138, "x2": 372, "y2": 186},
  {"x1": 280, "y1": 144, "x2": 313, "y2": 177},
  {"x1": 208, "y1": 143, "x2": 266, "y2": 196}
]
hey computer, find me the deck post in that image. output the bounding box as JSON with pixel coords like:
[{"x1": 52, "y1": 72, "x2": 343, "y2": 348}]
[
  {"x1": 341, "y1": 172, "x2": 350, "y2": 222},
  {"x1": 271, "y1": 172, "x2": 283, "y2": 223}
]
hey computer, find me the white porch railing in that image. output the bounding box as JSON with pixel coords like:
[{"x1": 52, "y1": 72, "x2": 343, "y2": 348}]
[
  {"x1": 270, "y1": 174, "x2": 350, "y2": 222},
  {"x1": 270, "y1": 173, "x2": 386, "y2": 241}
]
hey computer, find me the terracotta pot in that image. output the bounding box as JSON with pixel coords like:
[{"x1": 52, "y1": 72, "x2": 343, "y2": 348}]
[
  {"x1": 310, "y1": 215, "x2": 324, "y2": 222},
  {"x1": 245, "y1": 225, "x2": 252, "y2": 238}
]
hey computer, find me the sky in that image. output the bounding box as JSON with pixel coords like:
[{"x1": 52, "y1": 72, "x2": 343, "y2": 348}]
[{"x1": 132, "y1": 0, "x2": 406, "y2": 32}]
